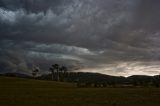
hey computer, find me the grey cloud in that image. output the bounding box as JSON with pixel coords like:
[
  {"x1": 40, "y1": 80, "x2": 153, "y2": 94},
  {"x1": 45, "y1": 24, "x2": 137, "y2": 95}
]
[
  {"x1": 0, "y1": 0, "x2": 160, "y2": 76},
  {"x1": 133, "y1": 0, "x2": 160, "y2": 31},
  {"x1": 0, "y1": 0, "x2": 72, "y2": 13},
  {"x1": 0, "y1": 50, "x2": 31, "y2": 74}
]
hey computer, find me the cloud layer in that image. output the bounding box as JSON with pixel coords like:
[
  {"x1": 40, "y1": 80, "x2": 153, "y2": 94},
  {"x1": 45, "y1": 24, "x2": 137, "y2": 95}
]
[{"x1": 0, "y1": 0, "x2": 160, "y2": 76}]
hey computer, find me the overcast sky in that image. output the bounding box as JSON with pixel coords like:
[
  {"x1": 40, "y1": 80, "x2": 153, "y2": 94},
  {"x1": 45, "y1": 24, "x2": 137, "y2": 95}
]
[{"x1": 0, "y1": 0, "x2": 160, "y2": 76}]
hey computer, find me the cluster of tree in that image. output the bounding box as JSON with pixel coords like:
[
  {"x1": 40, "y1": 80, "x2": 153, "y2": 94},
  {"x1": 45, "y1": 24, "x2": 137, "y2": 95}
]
[
  {"x1": 31, "y1": 64, "x2": 68, "y2": 81},
  {"x1": 49, "y1": 64, "x2": 68, "y2": 81},
  {"x1": 127, "y1": 75, "x2": 160, "y2": 88}
]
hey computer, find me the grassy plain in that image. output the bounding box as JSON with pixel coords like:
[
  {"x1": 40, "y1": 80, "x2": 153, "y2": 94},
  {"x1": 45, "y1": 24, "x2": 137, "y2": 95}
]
[{"x1": 0, "y1": 77, "x2": 160, "y2": 106}]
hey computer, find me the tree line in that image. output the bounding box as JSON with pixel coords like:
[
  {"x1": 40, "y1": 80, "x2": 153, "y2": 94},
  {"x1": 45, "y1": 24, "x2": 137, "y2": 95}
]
[{"x1": 49, "y1": 64, "x2": 67, "y2": 81}]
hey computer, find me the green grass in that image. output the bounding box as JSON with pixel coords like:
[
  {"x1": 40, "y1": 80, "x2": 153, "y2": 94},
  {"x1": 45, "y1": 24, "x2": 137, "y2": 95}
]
[{"x1": 0, "y1": 77, "x2": 160, "y2": 106}]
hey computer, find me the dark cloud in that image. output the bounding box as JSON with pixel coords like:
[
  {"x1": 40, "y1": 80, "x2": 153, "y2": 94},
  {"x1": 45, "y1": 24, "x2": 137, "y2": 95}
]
[
  {"x1": 0, "y1": 49, "x2": 31, "y2": 74},
  {"x1": 0, "y1": 0, "x2": 160, "y2": 76},
  {"x1": 0, "y1": 0, "x2": 72, "y2": 13},
  {"x1": 134, "y1": 0, "x2": 160, "y2": 30}
]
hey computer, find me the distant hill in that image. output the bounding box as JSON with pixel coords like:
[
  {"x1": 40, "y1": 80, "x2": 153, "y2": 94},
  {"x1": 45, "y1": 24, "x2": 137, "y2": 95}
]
[
  {"x1": 1, "y1": 72, "x2": 160, "y2": 87},
  {"x1": 0, "y1": 72, "x2": 31, "y2": 78},
  {"x1": 39, "y1": 72, "x2": 126, "y2": 83},
  {"x1": 39, "y1": 72, "x2": 160, "y2": 87}
]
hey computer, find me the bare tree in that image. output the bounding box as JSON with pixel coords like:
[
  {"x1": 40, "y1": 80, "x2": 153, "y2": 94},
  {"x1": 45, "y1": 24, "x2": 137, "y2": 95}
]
[
  {"x1": 49, "y1": 67, "x2": 55, "y2": 80},
  {"x1": 59, "y1": 66, "x2": 68, "y2": 81},
  {"x1": 62, "y1": 66, "x2": 68, "y2": 75},
  {"x1": 52, "y1": 64, "x2": 60, "y2": 81}
]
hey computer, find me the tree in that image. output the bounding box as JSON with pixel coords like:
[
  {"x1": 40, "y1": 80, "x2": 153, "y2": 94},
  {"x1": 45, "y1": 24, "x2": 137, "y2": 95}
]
[
  {"x1": 49, "y1": 67, "x2": 55, "y2": 80},
  {"x1": 61, "y1": 66, "x2": 68, "y2": 74},
  {"x1": 59, "y1": 66, "x2": 68, "y2": 81},
  {"x1": 52, "y1": 64, "x2": 60, "y2": 81},
  {"x1": 64, "y1": 66, "x2": 68, "y2": 74}
]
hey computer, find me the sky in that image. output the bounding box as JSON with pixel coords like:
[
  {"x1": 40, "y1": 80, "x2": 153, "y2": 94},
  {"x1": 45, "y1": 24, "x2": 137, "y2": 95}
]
[{"x1": 0, "y1": 0, "x2": 160, "y2": 76}]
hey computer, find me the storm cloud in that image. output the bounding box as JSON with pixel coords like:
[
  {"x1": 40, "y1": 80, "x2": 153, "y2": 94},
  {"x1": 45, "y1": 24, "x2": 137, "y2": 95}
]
[{"x1": 0, "y1": 0, "x2": 160, "y2": 76}]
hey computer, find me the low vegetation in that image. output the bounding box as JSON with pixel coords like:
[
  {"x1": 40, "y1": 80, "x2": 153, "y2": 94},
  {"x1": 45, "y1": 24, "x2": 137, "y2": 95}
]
[{"x1": 0, "y1": 76, "x2": 160, "y2": 106}]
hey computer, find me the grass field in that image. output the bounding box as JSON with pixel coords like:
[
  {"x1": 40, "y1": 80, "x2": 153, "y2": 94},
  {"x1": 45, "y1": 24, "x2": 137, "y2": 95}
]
[{"x1": 0, "y1": 77, "x2": 160, "y2": 106}]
